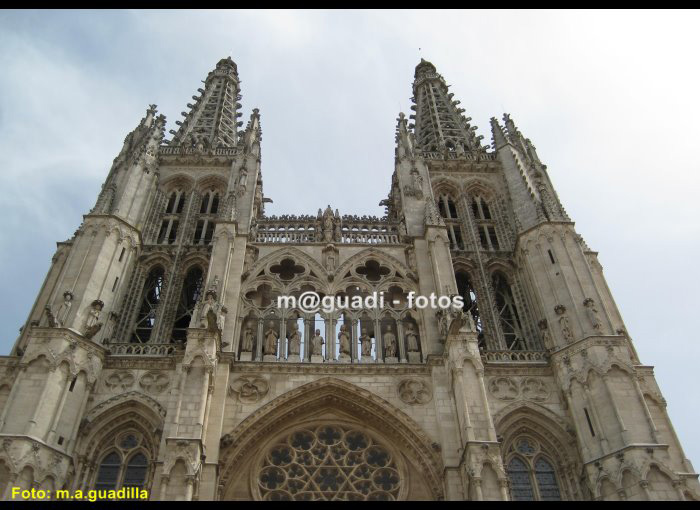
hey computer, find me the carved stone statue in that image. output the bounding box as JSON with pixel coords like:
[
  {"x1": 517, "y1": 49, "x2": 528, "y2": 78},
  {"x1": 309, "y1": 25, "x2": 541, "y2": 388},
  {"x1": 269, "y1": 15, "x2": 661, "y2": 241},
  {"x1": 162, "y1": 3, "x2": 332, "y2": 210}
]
[
  {"x1": 56, "y1": 290, "x2": 74, "y2": 327},
  {"x1": 559, "y1": 315, "x2": 573, "y2": 343},
  {"x1": 405, "y1": 323, "x2": 419, "y2": 352},
  {"x1": 311, "y1": 329, "x2": 324, "y2": 356},
  {"x1": 584, "y1": 298, "x2": 602, "y2": 332},
  {"x1": 241, "y1": 324, "x2": 255, "y2": 352},
  {"x1": 322, "y1": 205, "x2": 334, "y2": 243},
  {"x1": 359, "y1": 328, "x2": 372, "y2": 357},
  {"x1": 199, "y1": 290, "x2": 226, "y2": 333},
  {"x1": 103, "y1": 311, "x2": 119, "y2": 344},
  {"x1": 338, "y1": 324, "x2": 351, "y2": 356},
  {"x1": 538, "y1": 319, "x2": 553, "y2": 349},
  {"x1": 287, "y1": 322, "x2": 301, "y2": 356},
  {"x1": 237, "y1": 167, "x2": 248, "y2": 189},
  {"x1": 263, "y1": 321, "x2": 279, "y2": 355},
  {"x1": 384, "y1": 324, "x2": 397, "y2": 357},
  {"x1": 83, "y1": 300, "x2": 104, "y2": 339}
]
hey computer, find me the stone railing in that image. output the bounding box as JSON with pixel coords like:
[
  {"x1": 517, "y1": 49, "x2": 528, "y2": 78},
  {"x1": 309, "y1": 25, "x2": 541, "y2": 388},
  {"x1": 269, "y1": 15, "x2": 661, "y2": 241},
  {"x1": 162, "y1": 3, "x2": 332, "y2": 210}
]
[
  {"x1": 421, "y1": 150, "x2": 496, "y2": 161},
  {"x1": 159, "y1": 146, "x2": 240, "y2": 157},
  {"x1": 108, "y1": 343, "x2": 182, "y2": 356},
  {"x1": 254, "y1": 219, "x2": 401, "y2": 245},
  {"x1": 481, "y1": 350, "x2": 549, "y2": 363}
]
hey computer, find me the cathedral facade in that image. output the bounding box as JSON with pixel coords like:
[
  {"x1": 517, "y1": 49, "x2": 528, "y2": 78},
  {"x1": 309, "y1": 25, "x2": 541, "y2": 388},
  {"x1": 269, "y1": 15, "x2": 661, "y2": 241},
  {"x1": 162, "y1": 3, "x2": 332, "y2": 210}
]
[{"x1": 0, "y1": 57, "x2": 696, "y2": 501}]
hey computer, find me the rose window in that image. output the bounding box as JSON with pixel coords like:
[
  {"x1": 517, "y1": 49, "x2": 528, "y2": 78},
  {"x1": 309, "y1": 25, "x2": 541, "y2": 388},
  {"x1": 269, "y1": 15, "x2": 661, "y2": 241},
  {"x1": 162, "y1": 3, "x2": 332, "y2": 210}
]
[{"x1": 257, "y1": 425, "x2": 402, "y2": 501}]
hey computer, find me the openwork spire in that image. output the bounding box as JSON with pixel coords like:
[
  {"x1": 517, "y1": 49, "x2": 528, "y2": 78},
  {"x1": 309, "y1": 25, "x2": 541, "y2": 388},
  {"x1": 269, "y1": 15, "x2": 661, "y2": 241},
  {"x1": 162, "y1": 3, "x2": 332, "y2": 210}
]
[
  {"x1": 167, "y1": 57, "x2": 242, "y2": 148},
  {"x1": 409, "y1": 59, "x2": 486, "y2": 155}
]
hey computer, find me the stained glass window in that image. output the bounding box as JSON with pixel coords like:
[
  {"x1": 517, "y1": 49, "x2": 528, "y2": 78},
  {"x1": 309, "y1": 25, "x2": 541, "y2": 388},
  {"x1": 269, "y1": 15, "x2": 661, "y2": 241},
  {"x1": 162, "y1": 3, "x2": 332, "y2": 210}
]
[{"x1": 258, "y1": 425, "x2": 401, "y2": 501}]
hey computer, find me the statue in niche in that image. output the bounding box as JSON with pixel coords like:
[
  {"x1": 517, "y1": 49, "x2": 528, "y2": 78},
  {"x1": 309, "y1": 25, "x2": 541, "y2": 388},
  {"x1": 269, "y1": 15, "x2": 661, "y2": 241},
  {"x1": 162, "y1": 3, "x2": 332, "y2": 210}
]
[
  {"x1": 56, "y1": 291, "x2": 74, "y2": 327},
  {"x1": 287, "y1": 322, "x2": 301, "y2": 356},
  {"x1": 559, "y1": 315, "x2": 573, "y2": 343},
  {"x1": 405, "y1": 323, "x2": 419, "y2": 352},
  {"x1": 384, "y1": 324, "x2": 397, "y2": 357},
  {"x1": 244, "y1": 247, "x2": 257, "y2": 274},
  {"x1": 359, "y1": 328, "x2": 372, "y2": 357},
  {"x1": 103, "y1": 311, "x2": 119, "y2": 344},
  {"x1": 584, "y1": 298, "x2": 602, "y2": 332},
  {"x1": 83, "y1": 300, "x2": 104, "y2": 339},
  {"x1": 44, "y1": 306, "x2": 57, "y2": 328},
  {"x1": 263, "y1": 321, "x2": 279, "y2": 355},
  {"x1": 321, "y1": 205, "x2": 335, "y2": 243},
  {"x1": 310, "y1": 329, "x2": 324, "y2": 356},
  {"x1": 199, "y1": 290, "x2": 226, "y2": 333},
  {"x1": 241, "y1": 323, "x2": 255, "y2": 352},
  {"x1": 338, "y1": 324, "x2": 351, "y2": 356},
  {"x1": 248, "y1": 219, "x2": 258, "y2": 242},
  {"x1": 538, "y1": 319, "x2": 553, "y2": 349},
  {"x1": 237, "y1": 167, "x2": 248, "y2": 189},
  {"x1": 326, "y1": 252, "x2": 336, "y2": 271}
]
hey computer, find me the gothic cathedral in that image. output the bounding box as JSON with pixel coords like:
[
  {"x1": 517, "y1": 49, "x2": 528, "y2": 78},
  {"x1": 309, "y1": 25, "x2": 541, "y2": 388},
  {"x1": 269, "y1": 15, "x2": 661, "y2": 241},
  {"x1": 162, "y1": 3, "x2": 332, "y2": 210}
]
[{"x1": 0, "y1": 57, "x2": 696, "y2": 501}]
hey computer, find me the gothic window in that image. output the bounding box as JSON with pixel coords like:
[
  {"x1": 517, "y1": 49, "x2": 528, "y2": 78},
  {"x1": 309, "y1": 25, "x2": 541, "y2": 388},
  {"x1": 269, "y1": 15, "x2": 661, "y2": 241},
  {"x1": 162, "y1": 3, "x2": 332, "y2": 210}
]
[
  {"x1": 194, "y1": 190, "x2": 219, "y2": 245},
  {"x1": 455, "y1": 271, "x2": 483, "y2": 336},
  {"x1": 492, "y1": 272, "x2": 526, "y2": 350},
  {"x1": 158, "y1": 189, "x2": 186, "y2": 244},
  {"x1": 257, "y1": 425, "x2": 402, "y2": 500},
  {"x1": 131, "y1": 267, "x2": 165, "y2": 343},
  {"x1": 505, "y1": 437, "x2": 561, "y2": 501},
  {"x1": 507, "y1": 456, "x2": 534, "y2": 501},
  {"x1": 437, "y1": 194, "x2": 464, "y2": 250},
  {"x1": 94, "y1": 433, "x2": 150, "y2": 492},
  {"x1": 471, "y1": 195, "x2": 500, "y2": 251},
  {"x1": 171, "y1": 266, "x2": 204, "y2": 343}
]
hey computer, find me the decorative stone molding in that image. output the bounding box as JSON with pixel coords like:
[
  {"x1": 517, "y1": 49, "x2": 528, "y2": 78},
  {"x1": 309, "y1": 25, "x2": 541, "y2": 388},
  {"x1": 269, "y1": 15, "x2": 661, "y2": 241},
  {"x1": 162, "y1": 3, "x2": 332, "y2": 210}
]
[
  {"x1": 397, "y1": 378, "x2": 433, "y2": 405},
  {"x1": 229, "y1": 376, "x2": 270, "y2": 403},
  {"x1": 489, "y1": 376, "x2": 551, "y2": 402},
  {"x1": 139, "y1": 371, "x2": 170, "y2": 394},
  {"x1": 103, "y1": 370, "x2": 135, "y2": 392}
]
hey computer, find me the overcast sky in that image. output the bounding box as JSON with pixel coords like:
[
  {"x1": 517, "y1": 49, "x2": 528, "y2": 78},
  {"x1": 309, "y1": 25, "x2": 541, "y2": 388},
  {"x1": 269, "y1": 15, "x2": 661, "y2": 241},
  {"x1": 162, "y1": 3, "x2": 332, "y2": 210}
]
[{"x1": 1, "y1": 9, "x2": 698, "y2": 467}]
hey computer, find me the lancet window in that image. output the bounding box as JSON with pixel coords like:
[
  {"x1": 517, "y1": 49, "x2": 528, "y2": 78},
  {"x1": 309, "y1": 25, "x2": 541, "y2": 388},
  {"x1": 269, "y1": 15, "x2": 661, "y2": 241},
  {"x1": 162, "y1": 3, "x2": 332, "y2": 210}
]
[
  {"x1": 437, "y1": 193, "x2": 464, "y2": 250},
  {"x1": 171, "y1": 266, "x2": 204, "y2": 343},
  {"x1": 471, "y1": 194, "x2": 500, "y2": 251},
  {"x1": 131, "y1": 267, "x2": 164, "y2": 343},
  {"x1": 194, "y1": 189, "x2": 219, "y2": 245},
  {"x1": 505, "y1": 437, "x2": 562, "y2": 501},
  {"x1": 492, "y1": 272, "x2": 526, "y2": 350},
  {"x1": 93, "y1": 432, "x2": 150, "y2": 492},
  {"x1": 157, "y1": 189, "x2": 186, "y2": 244}
]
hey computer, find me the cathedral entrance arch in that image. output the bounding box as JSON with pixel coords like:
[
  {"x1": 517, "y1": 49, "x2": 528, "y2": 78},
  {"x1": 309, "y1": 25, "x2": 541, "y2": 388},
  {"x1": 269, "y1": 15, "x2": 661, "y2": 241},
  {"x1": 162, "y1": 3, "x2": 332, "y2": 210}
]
[{"x1": 218, "y1": 377, "x2": 444, "y2": 500}]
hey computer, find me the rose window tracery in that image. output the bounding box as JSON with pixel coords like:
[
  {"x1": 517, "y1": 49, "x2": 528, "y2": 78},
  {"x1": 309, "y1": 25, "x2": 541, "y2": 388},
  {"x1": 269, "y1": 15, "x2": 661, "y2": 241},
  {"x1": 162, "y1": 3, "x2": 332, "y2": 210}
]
[{"x1": 257, "y1": 425, "x2": 402, "y2": 501}]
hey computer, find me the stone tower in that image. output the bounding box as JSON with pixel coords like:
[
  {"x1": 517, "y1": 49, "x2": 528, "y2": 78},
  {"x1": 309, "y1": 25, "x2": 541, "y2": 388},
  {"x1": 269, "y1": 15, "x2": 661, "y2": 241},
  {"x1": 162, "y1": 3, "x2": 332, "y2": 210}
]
[{"x1": 0, "y1": 57, "x2": 696, "y2": 501}]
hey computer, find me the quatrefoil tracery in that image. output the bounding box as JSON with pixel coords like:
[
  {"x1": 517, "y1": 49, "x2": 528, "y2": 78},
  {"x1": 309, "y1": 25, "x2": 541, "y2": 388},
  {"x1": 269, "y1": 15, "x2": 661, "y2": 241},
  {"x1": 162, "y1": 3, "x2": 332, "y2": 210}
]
[{"x1": 257, "y1": 425, "x2": 402, "y2": 501}]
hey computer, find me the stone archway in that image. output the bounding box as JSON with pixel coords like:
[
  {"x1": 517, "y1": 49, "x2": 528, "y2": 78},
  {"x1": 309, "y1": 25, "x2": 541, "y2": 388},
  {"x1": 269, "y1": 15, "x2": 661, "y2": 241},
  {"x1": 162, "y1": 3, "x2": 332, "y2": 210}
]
[{"x1": 218, "y1": 377, "x2": 444, "y2": 500}]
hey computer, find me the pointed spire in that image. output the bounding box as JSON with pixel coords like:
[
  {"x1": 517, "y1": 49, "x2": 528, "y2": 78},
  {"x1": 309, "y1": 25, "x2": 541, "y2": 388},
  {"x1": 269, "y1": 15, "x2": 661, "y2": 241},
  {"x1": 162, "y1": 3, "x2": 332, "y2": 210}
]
[
  {"x1": 490, "y1": 116, "x2": 507, "y2": 150},
  {"x1": 168, "y1": 57, "x2": 242, "y2": 148},
  {"x1": 410, "y1": 59, "x2": 485, "y2": 155}
]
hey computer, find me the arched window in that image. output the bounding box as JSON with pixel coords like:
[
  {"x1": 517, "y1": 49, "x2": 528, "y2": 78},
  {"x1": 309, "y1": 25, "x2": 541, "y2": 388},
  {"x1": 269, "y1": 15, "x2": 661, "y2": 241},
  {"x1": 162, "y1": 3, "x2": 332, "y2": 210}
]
[
  {"x1": 471, "y1": 194, "x2": 500, "y2": 251},
  {"x1": 437, "y1": 194, "x2": 463, "y2": 250},
  {"x1": 492, "y1": 272, "x2": 526, "y2": 350},
  {"x1": 158, "y1": 189, "x2": 186, "y2": 244},
  {"x1": 455, "y1": 271, "x2": 483, "y2": 336},
  {"x1": 131, "y1": 267, "x2": 165, "y2": 343},
  {"x1": 506, "y1": 438, "x2": 562, "y2": 501},
  {"x1": 94, "y1": 433, "x2": 150, "y2": 492},
  {"x1": 193, "y1": 190, "x2": 219, "y2": 245},
  {"x1": 171, "y1": 267, "x2": 204, "y2": 343}
]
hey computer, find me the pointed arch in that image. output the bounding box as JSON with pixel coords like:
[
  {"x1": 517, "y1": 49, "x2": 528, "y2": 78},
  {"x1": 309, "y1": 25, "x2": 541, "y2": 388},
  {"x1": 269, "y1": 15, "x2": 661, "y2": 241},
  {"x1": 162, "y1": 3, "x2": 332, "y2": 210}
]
[
  {"x1": 245, "y1": 246, "x2": 327, "y2": 284},
  {"x1": 495, "y1": 401, "x2": 580, "y2": 501},
  {"x1": 219, "y1": 377, "x2": 444, "y2": 500},
  {"x1": 334, "y1": 248, "x2": 413, "y2": 285}
]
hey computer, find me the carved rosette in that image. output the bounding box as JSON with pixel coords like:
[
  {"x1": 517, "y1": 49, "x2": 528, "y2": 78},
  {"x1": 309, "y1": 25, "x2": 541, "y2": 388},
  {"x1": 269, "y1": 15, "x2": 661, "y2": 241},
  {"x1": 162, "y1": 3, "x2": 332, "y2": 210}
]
[
  {"x1": 103, "y1": 370, "x2": 135, "y2": 392},
  {"x1": 139, "y1": 371, "x2": 170, "y2": 395},
  {"x1": 229, "y1": 376, "x2": 270, "y2": 403},
  {"x1": 398, "y1": 379, "x2": 432, "y2": 405}
]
